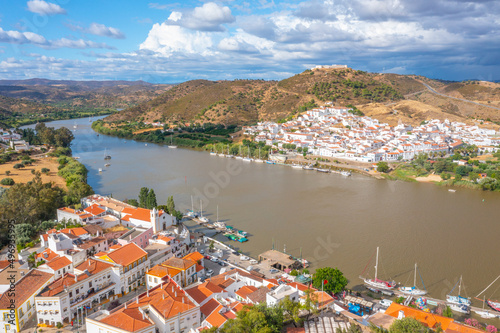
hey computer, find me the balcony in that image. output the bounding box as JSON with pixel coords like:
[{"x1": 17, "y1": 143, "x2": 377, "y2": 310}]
[{"x1": 69, "y1": 283, "x2": 115, "y2": 308}]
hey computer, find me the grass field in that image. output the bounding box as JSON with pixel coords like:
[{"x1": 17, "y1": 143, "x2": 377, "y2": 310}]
[{"x1": 0, "y1": 156, "x2": 67, "y2": 189}]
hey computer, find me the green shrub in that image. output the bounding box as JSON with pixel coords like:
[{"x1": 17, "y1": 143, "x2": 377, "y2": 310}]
[
  {"x1": 41, "y1": 168, "x2": 50, "y2": 174},
  {"x1": 0, "y1": 178, "x2": 14, "y2": 185},
  {"x1": 13, "y1": 163, "x2": 24, "y2": 169}
]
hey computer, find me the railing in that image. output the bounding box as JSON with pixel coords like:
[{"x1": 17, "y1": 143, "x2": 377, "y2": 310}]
[{"x1": 69, "y1": 283, "x2": 115, "y2": 307}]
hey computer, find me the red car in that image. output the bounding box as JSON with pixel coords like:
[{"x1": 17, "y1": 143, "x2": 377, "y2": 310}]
[{"x1": 205, "y1": 255, "x2": 211, "y2": 259}]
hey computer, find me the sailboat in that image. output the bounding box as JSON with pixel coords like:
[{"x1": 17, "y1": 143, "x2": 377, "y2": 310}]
[
  {"x1": 226, "y1": 145, "x2": 233, "y2": 158},
  {"x1": 168, "y1": 134, "x2": 177, "y2": 149},
  {"x1": 360, "y1": 247, "x2": 397, "y2": 290},
  {"x1": 199, "y1": 200, "x2": 210, "y2": 223},
  {"x1": 446, "y1": 276, "x2": 471, "y2": 306},
  {"x1": 254, "y1": 147, "x2": 264, "y2": 163},
  {"x1": 186, "y1": 195, "x2": 198, "y2": 218},
  {"x1": 398, "y1": 263, "x2": 427, "y2": 296},
  {"x1": 242, "y1": 146, "x2": 252, "y2": 162},
  {"x1": 213, "y1": 205, "x2": 226, "y2": 229},
  {"x1": 476, "y1": 274, "x2": 500, "y2": 313},
  {"x1": 474, "y1": 296, "x2": 498, "y2": 319},
  {"x1": 210, "y1": 146, "x2": 217, "y2": 156},
  {"x1": 104, "y1": 148, "x2": 111, "y2": 160},
  {"x1": 73, "y1": 120, "x2": 77, "y2": 129},
  {"x1": 235, "y1": 146, "x2": 243, "y2": 160}
]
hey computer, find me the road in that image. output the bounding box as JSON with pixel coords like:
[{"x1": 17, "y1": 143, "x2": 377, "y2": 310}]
[{"x1": 418, "y1": 81, "x2": 500, "y2": 111}]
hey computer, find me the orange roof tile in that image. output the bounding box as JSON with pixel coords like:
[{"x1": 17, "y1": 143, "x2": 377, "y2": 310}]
[
  {"x1": 0, "y1": 269, "x2": 53, "y2": 309},
  {"x1": 161, "y1": 257, "x2": 195, "y2": 271},
  {"x1": 185, "y1": 281, "x2": 225, "y2": 304},
  {"x1": 84, "y1": 204, "x2": 105, "y2": 216},
  {"x1": 205, "y1": 304, "x2": 237, "y2": 328},
  {"x1": 235, "y1": 286, "x2": 258, "y2": 300},
  {"x1": 100, "y1": 308, "x2": 153, "y2": 332},
  {"x1": 200, "y1": 298, "x2": 221, "y2": 317},
  {"x1": 183, "y1": 251, "x2": 204, "y2": 263},
  {"x1": 36, "y1": 248, "x2": 59, "y2": 262},
  {"x1": 105, "y1": 243, "x2": 147, "y2": 267},
  {"x1": 385, "y1": 303, "x2": 453, "y2": 330},
  {"x1": 147, "y1": 265, "x2": 171, "y2": 279},
  {"x1": 45, "y1": 256, "x2": 72, "y2": 271}
]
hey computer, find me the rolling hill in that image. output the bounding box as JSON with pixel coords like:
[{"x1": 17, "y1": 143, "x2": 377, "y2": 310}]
[{"x1": 105, "y1": 67, "x2": 500, "y2": 128}]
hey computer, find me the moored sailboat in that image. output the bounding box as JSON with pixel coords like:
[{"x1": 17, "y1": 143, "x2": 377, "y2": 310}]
[
  {"x1": 360, "y1": 247, "x2": 397, "y2": 290},
  {"x1": 199, "y1": 200, "x2": 210, "y2": 223},
  {"x1": 446, "y1": 275, "x2": 471, "y2": 306},
  {"x1": 398, "y1": 263, "x2": 427, "y2": 296},
  {"x1": 476, "y1": 274, "x2": 500, "y2": 314}
]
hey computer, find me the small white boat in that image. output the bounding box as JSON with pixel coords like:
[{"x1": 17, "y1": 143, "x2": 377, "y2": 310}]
[
  {"x1": 98, "y1": 168, "x2": 103, "y2": 173},
  {"x1": 448, "y1": 189, "x2": 456, "y2": 192},
  {"x1": 210, "y1": 152, "x2": 217, "y2": 156},
  {"x1": 168, "y1": 135, "x2": 177, "y2": 148},
  {"x1": 235, "y1": 156, "x2": 243, "y2": 160},
  {"x1": 105, "y1": 163, "x2": 111, "y2": 167},
  {"x1": 199, "y1": 200, "x2": 210, "y2": 223},
  {"x1": 242, "y1": 157, "x2": 252, "y2": 162},
  {"x1": 448, "y1": 303, "x2": 470, "y2": 314},
  {"x1": 398, "y1": 263, "x2": 427, "y2": 296},
  {"x1": 74, "y1": 156, "x2": 80, "y2": 159},
  {"x1": 303, "y1": 165, "x2": 314, "y2": 170},
  {"x1": 145, "y1": 144, "x2": 148, "y2": 146},
  {"x1": 447, "y1": 276, "x2": 471, "y2": 306},
  {"x1": 292, "y1": 164, "x2": 303, "y2": 169},
  {"x1": 475, "y1": 297, "x2": 498, "y2": 319},
  {"x1": 341, "y1": 171, "x2": 352, "y2": 176},
  {"x1": 255, "y1": 148, "x2": 264, "y2": 163}
]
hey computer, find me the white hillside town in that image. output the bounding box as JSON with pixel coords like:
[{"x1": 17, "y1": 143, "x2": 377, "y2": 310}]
[{"x1": 243, "y1": 105, "x2": 500, "y2": 163}]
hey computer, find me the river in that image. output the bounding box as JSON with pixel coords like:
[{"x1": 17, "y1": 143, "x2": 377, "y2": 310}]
[{"x1": 27, "y1": 117, "x2": 500, "y2": 304}]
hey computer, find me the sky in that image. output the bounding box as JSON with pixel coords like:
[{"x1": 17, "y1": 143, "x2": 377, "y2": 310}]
[{"x1": 0, "y1": 0, "x2": 499, "y2": 83}]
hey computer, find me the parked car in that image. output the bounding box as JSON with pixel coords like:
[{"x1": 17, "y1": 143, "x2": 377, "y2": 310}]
[
  {"x1": 199, "y1": 276, "x2": 207, "y2": 282},
  {"x1": 206, "y1": 269, "x2": 214, "y2": 276},
  {"x1": 205, "y1": 255, "x2": 211, "y2": 259},
  {"x1": 232, "y1": 251, "x2": 240, "y2": 256},
  {"x1": 199, "y1": 249, "x2": 205, "y2": 254},
  {"x1": 379, "y1": 299, "x2": 393, "y2": 308},
  {"x1": 269, "y1": 268, "x2": 279, "y2": 274},
  {"x1": 240, "y1": 255, "x2": 249, "y2": 261},
  {"x1": 210, "y1": 257, "x2": 219, "y2": 263},
  {"x1": 218, "y1": 261, "x2": 227, "y2": 267}
]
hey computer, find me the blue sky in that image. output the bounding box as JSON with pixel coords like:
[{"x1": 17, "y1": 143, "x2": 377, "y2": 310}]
[{"x1": 0, "y1": 0, "x2": 499, "y2": 82}]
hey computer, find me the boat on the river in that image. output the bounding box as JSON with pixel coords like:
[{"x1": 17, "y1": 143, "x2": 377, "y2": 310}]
[
  {"x1": 360, "y1": 247, "x2": 397, "y2": 290},
  {"x1": 475, "y1": 296, "x2": 498, "y2": 319},
  {"x1": 398, "y1": 263, "x2": 427, "y2": 296},
  {"x1": 168, "y1": 135, "x2": 177, "y2": 149},
  {"x1": 254, "y1": 148, "x2": 264, "y2": 163},
  {"x1": 446, "y1": 275, "x2": 471, "y2": 306},
  {"x1": 448, "y1": 303, "x2": 470, "y2": 314},
  {"x1": 104, "y1": 148, "x2": 111, "y2": 160},
  {"x1": 341, "y1": 171, "x2": 352, "y2": 176},
  {"x1": 303, "y1": 165, "x2": 314, "y2": 170},
  {"x1": 105, "y1": 163, "x2": 111, "y2": 167},
  {"x1": 316, "y1": 168, "x2": 331, "y2": 173},
  {"x1": 98, "y1": 168, "x2": 102, "y2": 173},
  {"x1": 186, "y1": 195, "x2": 198, "y2": 218},
  {"x1": 292, "y1": 164, "x2": 303, "y2": 169},
  {"x1": 476, "y1": 274, "x2": 500, "y2": 313},
  {"x1": 199, "y1": 200, "x2": 210, "y2": 223}
]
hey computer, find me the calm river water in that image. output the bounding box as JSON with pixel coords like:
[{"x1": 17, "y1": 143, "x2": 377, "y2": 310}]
[{"x1": 28, "y1": 117, "x2": 500, "y2": 303}]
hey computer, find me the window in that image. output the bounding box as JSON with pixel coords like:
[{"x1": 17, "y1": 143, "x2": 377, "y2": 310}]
[
  {"x1": 5, "y1": 325, "x2": 10, "y2": 332},
  {"x1": 3, "y1": 313, "x2": 9, "y2": 321},
  {"x1": 170, "y1": 323, "x2": 174, "y2": 331},
  {"x1": 154, "y1": 278, "x2": 158, "y2": 283},
  {"x1": 27, "y1": 301, "x2": 31, "y2": 310},
  {"x1": 69, "y1": 292, "x2": 73, "y2": 297},
  {"x1": 19, "y1": 308, "x2": 24, "y2": 317},
  {"x1": 75, "y1": 289, "x2": 79, "y2": 295},
  {"x1": 133, "y1": 262, "x2": 137, "y2": 268},
  {"x1": 128, "y1": 265, "x2": 132, "y2": 270},
  {"x1": 63, "y1": 268, "x2": 66, "y2": 274},
  {"x1": 89, "y1": 282, "x2": 92, "y2": 288}
]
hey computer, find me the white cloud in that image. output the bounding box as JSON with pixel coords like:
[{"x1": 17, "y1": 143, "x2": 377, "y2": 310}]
[
  {"x1": 26, "y1": 0, "x2": 66, "y2": 15},
  {"x1": 139, "y1": 23, "x2": 214, "y2": 56},
  {"x1": 166, "y1": 2, "x2": 235, "y2": 31},
  {"x1": 0, "y1": 27, "x2": 113, "y2": 49},
  {"x1": 87, "y1": 23, "x2": 125, "y2": 39}
]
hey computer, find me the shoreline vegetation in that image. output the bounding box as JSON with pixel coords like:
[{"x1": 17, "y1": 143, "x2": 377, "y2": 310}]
[
  {"x1": 92, "y1": 119, "x2": 500, "y2": 192},
  {"x1": 0, "y1": 123, "x2": 94, "y2": 249},
  {"x1": 2, "y1": 108, "x2": 115, "y2": 128}
]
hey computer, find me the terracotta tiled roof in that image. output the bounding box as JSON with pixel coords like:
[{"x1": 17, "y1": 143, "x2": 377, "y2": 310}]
[
  {"x1": 385, "y1": 303, "x2": 453, "y2": 330},
  {"x1": 200, "y1": 298, "x2": 220, "y2": 317},
  {"x1": 247, "y1": 287, "x2": 269, "y2": 304},
  {"x1": 235, "y1": 286, "x2": 258, "y2": 300},
  {"x1": 45, "y1": 256, "x2": 72, "y2": 271},
  {"x1": 0, "y1": 261, "x2": 11, "y2": 270},
  {"x1": 105, "y1": 243, "x2": 147, "y2": 267},
  {"x1": 60, "y1": 227, "x2": 89, "y2": 237},
  {"x1": 84, "y1": 204, "x2": 105, "y2": 216},
  {"x1": 186, "y1": 281, "x2": 224, "y2": 304},
  {"x1": 75, "y1": 259, "x2": 114, "y2": 274},
  {"x1": 147, "y1": 265, "x2": 171, "y2": 278},
  {"x1": 162, "y1": 257, "x2": 195, "y2": 271},
  {"x1": 36, "y1": 248, "x2": 59, "y2": 262},
  {"x1": 100, "y1": 308, "x2": 153, "y2": 332},
  {"x1": 205, "y1": 304, "x2": 237, "y2": 328},
  {"x1": 78, "y1": 237, "x2": 107, "y2": 250},
  {"x1": 0, "y1": 269, "x2": 53, "y2": 309},
  {"x1": 183, "y1": 251, "x2": 204, "y2": 263}
]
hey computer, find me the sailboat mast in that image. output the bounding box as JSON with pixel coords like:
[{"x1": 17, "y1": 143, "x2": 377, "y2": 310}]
[
  {"x1": 414, "y1": 263, "x2": 417, "y2": 287},
  {"x1": 458, "y1": 275, "x2": 462, "y2": 296},
  {"x1": 191, "y1": 195, "x2": 194, "y2": 212},
  {"x1": 374, "y1": 247, "x2": 379, "y2": 281},
  {"x1": 200, "y1": 200, "x2": 203, "y2": 217},
  {"x1": 217, "y1": 205, "x2": 219, "y2": 223}
]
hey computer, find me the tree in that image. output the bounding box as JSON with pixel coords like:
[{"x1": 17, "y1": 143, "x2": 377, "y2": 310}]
[
  {"x1": 281, "y1": 296, "x2": 303, "y2": 327},
  {"x1": 5, "y1": 170, "x2": 10, "y2": 176},
  {"x1": 126, "y1": 198, "x2": 139, "y2": 207},
  {"x1": 138, "y1": 187, "x2": 149, "y2": 208},
  {"x1": 312, "y1": 267, "x2": 348, "y2": 294},
  {"x1": 39, "y1": 220, "x2": 55, "y2": 231},
  {"x1": 41, "y1": 168, "x2": 50, "y2": 174},
  {"x1": 221, "y1": 303, "x2": 283, "y2": 333},
  {"x1": 13, "y1": 163, "x2": 24, "y2": 169},
  {"x1": 208, "y1": 240, "x2": 215, "y2": 252},
  {"x1": 146, "y1": 189, "x2": 157, "y2": 209},
  {"x1": 0, "y1": 178, "x2": 14, "y2": 185},
  {"x1": 389, "y1": 317, "x2": 427, "y2": 333},
  {"x1": 377, "y1": 162, "x2": 389, "y2": 173},
  {"x1": 167, "y1": 195, "x2": 175, "y2": 214},
  {"x1": 54, "y1": 127, "x2": 74, "y2": 148}
]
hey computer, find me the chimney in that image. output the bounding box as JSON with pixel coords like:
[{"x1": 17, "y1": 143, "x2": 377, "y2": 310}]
[
  {"x1": 74, "y1": 275, "x2": 77, "y2": 282},
  {"x1": 182, "y1": 297, "x2": 184, "y2": 304},
  {"x1": 136, "y1": 296, "x2": 139, "y2": 304},
  {"x1": 175, "y1": 291, "x2": 177, "y2": 298},
  {"x1": 162, "y1": 294, "x2": 165, "y2": 300},
  {"x1": 142, "y1": 312, "x2": 145, "y2": 320},
  {"x1": 398, "y1": 310, "x2": 405, "y2": 320},
  {"x1": 124, "y1": 302, "x2": 127, "y2": 309},
  {"x1": 147, "y1": 290, "x2": 149, "y2": 297}
]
